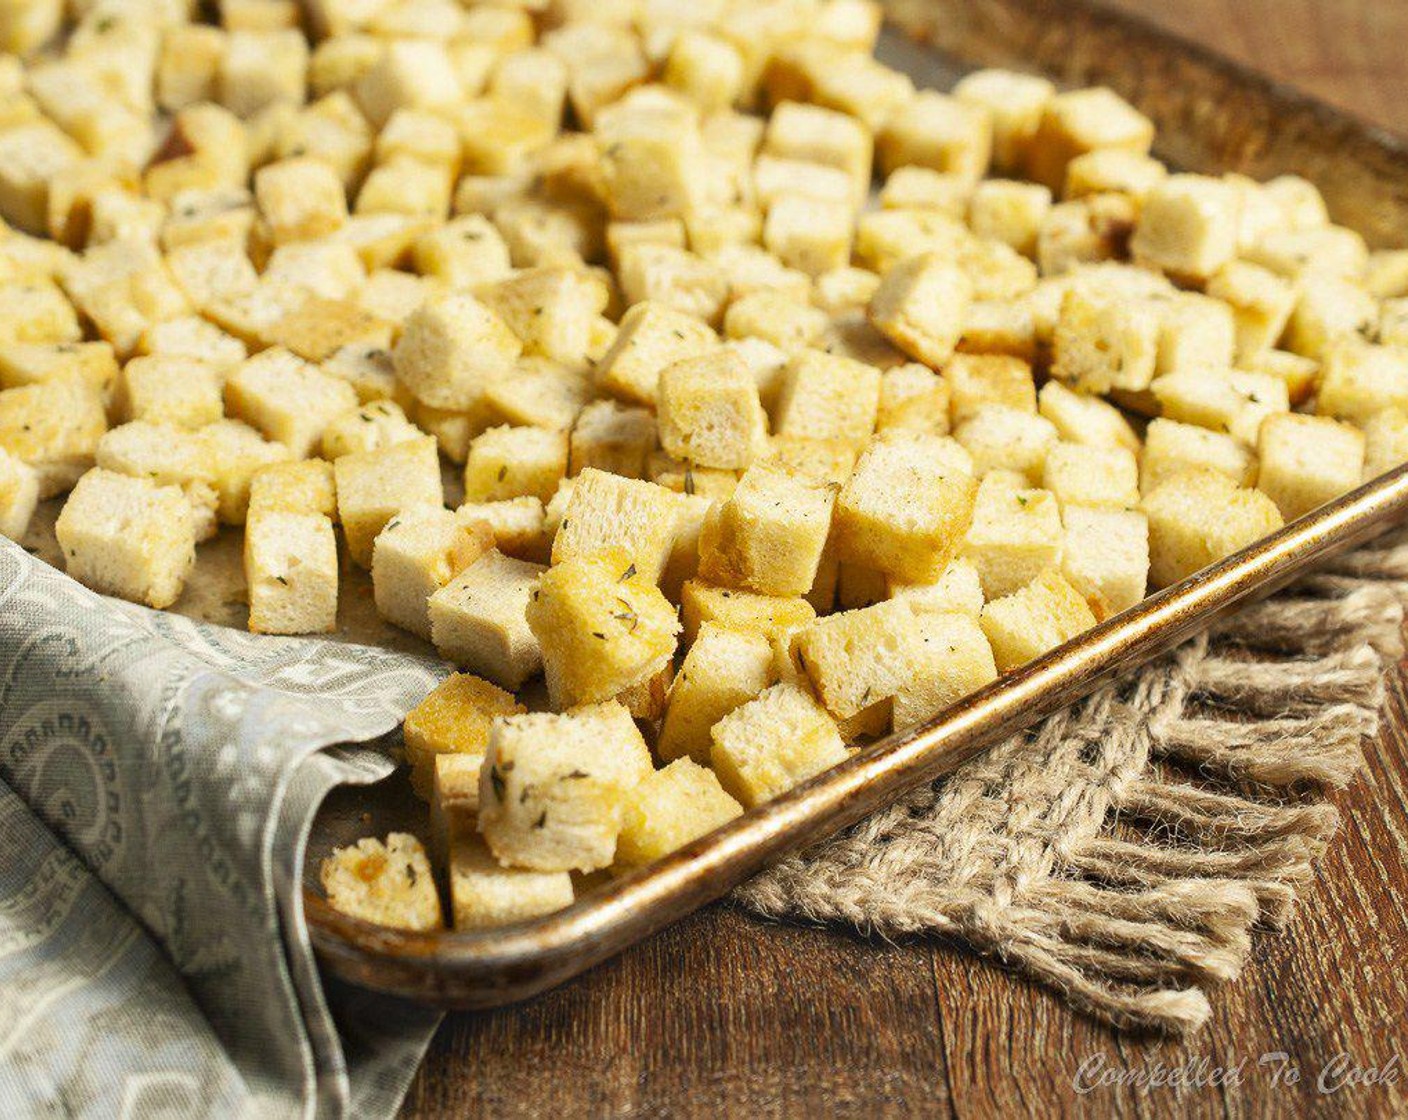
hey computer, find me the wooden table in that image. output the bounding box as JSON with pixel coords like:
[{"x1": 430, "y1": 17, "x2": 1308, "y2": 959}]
[{"x1": 402, "y1": 5, "x2": 1408, "y2": 1115}]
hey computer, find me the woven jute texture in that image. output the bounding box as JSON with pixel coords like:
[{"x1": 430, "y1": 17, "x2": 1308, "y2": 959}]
[{"x1": 736, "y1": 526, "x2": 1408, "y2": 1035}]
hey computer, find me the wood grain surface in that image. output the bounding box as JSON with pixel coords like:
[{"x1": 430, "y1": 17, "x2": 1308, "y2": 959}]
[{"x1": 401, "y1": 4, "x2": 1408, "y2": 1115}]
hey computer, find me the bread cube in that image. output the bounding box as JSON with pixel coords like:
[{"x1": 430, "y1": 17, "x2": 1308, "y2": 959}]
[
  {"x1": 430, "y1": 549, "x2": 546, "y2": 689},
  {"x1": 723, "y1": 291, "x2": 827, "y2": 355},
  {"x1": 247, "y1": 459, "x2": 337, "y2": 521},
  {"x1": 946, "y1": 354, "x2": 1036, "y2": 424},
  {"x1": 1063, "y1": 149, "x2": 1167, "y2": 202},
  {"x1": 854, "y1": 208, "x2": 968, "y2": 273},
  {"x1": 321, "y1": 341, "x2": 400, "y2": 405},
  {"x1": 403, "y1": 672, "x2": 524, "y2": 794},
  {"x1": 596, "y1": 100, "x2": 704, "y2": 223},
  {"x1": 0, "y1": 122, "x2": 82, "y2": 235},
  {"x1": 393, "y1": 292, "x2": 522, "y2": 411},
  {"x1": 526, "y1": 546, "x2": 681, "y2": 709},
  {"x1": 224, "y1": 348, "x2": 358, "y2": 458},
  {"x1": 654, "y1": 350, "x2": 769, "y2": 471},
  {"x1": 875, "y1": 167, "x2": 971, "y2": 217},
  {"x1": 372, "y1": 508, "x2": 495, "y2": 639},
  {"x1": 446, "y1": 825, "x2": 574, "y2": 929},
  {"x1": 0, "y1": 445, "x2": 39, "y2": 541},
  {"x1": 1363, "y1": 408, "x2": 1408, "y2": 481},
  {"x1": 460, "y1": 424, "x2": 567, "y2": 506},
  {"x1": 957, "y1": 299, "x2": 1039, "y2": 362},
  {"x1": 829, "y1": 430, "x2": 974, "y2": 583},
  {"x1": 696, "y1": 461, "x2": 833, "y2": 597},
  {"x1": 1140, "y1": 417, "x2": 1255, "y2": 494},
  {"x1": 318, "y1": 399, "x2": 418, "y2": 461},
  {"x1": 0, "y1": 279, "x2": 80, "y2": 346},
  {"x1": 479, "y1": 702, "x2": 653, "y2": 872},
  {"x1": 550, "y1": 469, "x2": 685, "y2": 587},
  {"x1": 955, "y1": 472, "x2": 1064, "y2": 599},
  {"x1": 218, "y1": 29, "x2": 308, "y2": 118},
  {"x1": 197, "y1": 419, "x2": 293, "y2": 525},
  {"x1": 62, "y1": 240, "x2": 192, "y2": 359},
  {"x1": 0, "y1": 0, "x2": 61, "y2": 57},
  {"x1": 763, "y1": 101, "x2": 872, "y2": 200},
  {"x1": 762, "y1": 194, "x2": 853, "y2": 278},
  {"x1": 483, "y1": 358, "x2": 590, "y2": 434},
  {"x1": 655, "y1": 622, "x2": 774, "y2": 764},
  {"x1": 55, "y1": 468, "x2": 196, "y2": 609},
  {"x1": 1035, "y1": 196, "x2": 1137, "y2": 276},
  {"x1": 1283, "y1": 274, "x2": 1378, "y2": 360},
  {"x1": 353, "y1": 39, "x2": 461, "y2": 128},
  {"x1": 772, "y1": 349, "x2": 881, "y2": 446},
  {"x1": 867, "y1": 253, "x2": 972, "y2": 368},
  {"x1": 876, "y1": 363, "x2": 950, "y2": 435},
  {"x1": 1151, "y1": 368, "x2": 1289, "y2": 447},
  {"x1": 0, "y1": 379, "x2": 107, "y2": 498},
  {"x1": 952, "y1": 68, "x2": 1054, "y2": 175},
  {"x1": 792, "y1": 599, "x2": 914, "y2": 719},
  {"x1": 1060, "y1": 505, "x2": 1148, "y2": 618},
  {"x1": 615, "y1": 758, "x2": 743, "y2": 868},
  {"x1": 568, "y1": 400, "x2": 657, "y2": 480},
  {"x1": 95, "y1": 421, "x2": 221, "y2": 542},
  {"x1": 679, "y1": 579, "x2": 816, "y2": 646},
  {"x1": 458, "y1": 496, "x2": 550, "y2": 563},
  {"x1": 968, "y1": 180, "x2": 1051, "y2": 258},
  {"x1": 709, "y1": 682, "x2": 848, "y2": 808},
  {"x1": 1042, "y1": 443, "x2": 1139, "y2": 509},
  {"x1": 355, "y1": 157, "x2": 453, "y2": 220},
  {"x1": 888, "y1": 555, "x2": 985, "y2": 616},
  {"x1": 490, "y1": 47, "x2": 569, "y2": 127},
  {"x1": 1381, "y1": 298, "x2": 1408, "y2": 350},
  {"x1": 891, "y1": 609, "x2": 999, "y2": 730},
  {"x1": 952, "y1": 405, "x2": 1060, "y2": 485},
  {"x1": 139, "y1": 316, "x2": 247, "y2": 371},
  {"x1": 1050, "y1": 287, "x2": 1159, "y2": 394},
  {"x1": 1151, "y1": 293, "x2": 1236, "y2": 376},
  {"x1": 1206, "y1": 262, "x2": 1297, "y2": 362},
  {"x1": 1130, "y1": 175, "x2": 1241, "y2": 280},
  {"x1": 1316, "y1": 340, "x2": 1408, "y2": 425},
  {"x1": 0, "y1": 341, "x2": 119, "y2": 400},
  {"x1": 253, "y1": 157, "x2": 348, "y2": 246},
  {"x1": 661, "y1": 30, "x2": 744, "y2": 112},
  {"x1": 877, "y1": 91, "x2": 991, "y2": 180},
  {"x1": 118, "y1": 356, "x2": 223, "y2": 430},
  {"x1": 1027, "y1": 87, "x2": 1154, "y2": 193},
  {"x1": 979, "y1": 567, "x2": 1098, "y2": 672},
  {"x1": 320, "y1": 833, "x2": 442, "y2": 931},
  {"x1": 1245, "y1": 226, "x2": 1367, "y2": 281},
  {"x1": 334, "y1": 435, "x2": 444, "y2": 568},
  {"x1": 243, "y1": 510, "x2": 338, "y2": 635},
  {"x1": 1245, "y1": 348, "x2": 1320, "y2": 408},
  {"x1": 374, "y1": 110, "x2": 459, "y2": 174},
  {"x1": 1256, "y1": 413, "x2": 1366, "y2": 522},
  {"x1": 594, "y1": 300, "x2": 718, "y2": 406},
  {"x1": 1143, "y1": 468, "x2": 1284, "y2": 589},
  {"x1": 457, "y1": 97, "x2": 557, "y2": 178}
]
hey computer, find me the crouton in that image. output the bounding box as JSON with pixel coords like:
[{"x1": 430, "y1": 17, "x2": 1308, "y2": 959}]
[
  {"x1": 0, "y1": 445, "x2": 39, "y2": 541},
  {"x1": 1140, "y1": 417, "x2": 1256, "y2": 494},
  {"x1": 393, "y1": 292, "x2": 522, "y2": 411},
  {"x1": 320, "y1": 834, "x2": 442, "y2": 931},
  {"x1": 1061, "y1": 505, "x2": 1149, "y2": 617},
  {"x1": 550, "y1": 469, "x2": 685, "y2": 585},
  {"x1": 959, "y1": 474, "x2": 1064, "y2": 599},
  {"x1": 762, "y1": 193, "x2": 854, "y2": 278},
  {"x1": 429, "y1": 549, "x2": 546, "y2": 690},
  {"x1": 877, "y1": 91, "x2": 991, "y2": 180},
  {"x1": 657, "y1": 350, "x2": 769, "y2": 470},
  {"x1": 1027, "y1": 87, "x2": 1154, "y2": 193},
  {"x1": 793, "y1": 598, "x2": 916, "y2": 719},
  {"x1": 244, "y1": 510, "x2": 339, "y2": 635},
  {"x1": 1143, "y1": 468, "x2": 1284, "y2": 589},
  {"x1": 968, "y1": 180, "x2": 1051, "y2": 258},
  {"x1": 568, "y1": 399, "x2": 658, "y2": 479},
  {"x1": 1205, "y1": 261, "x2": 1297, "y2": 363},
  {"x1": 225, "y1": 348, "x2": 359, "y2": 458},
  {"x1": 1256, "y1": 413, "x2": 1366, "y2": 521},
  {"x1": 446, "y1": 826, "x2": 575, "y2": 929},
  {"x1": 1150, "y1": 368, "x2": 1289, "y2": 447},
  {"x1": 333, "y1": 435, "x2": 444, "y2": 567},
  {"x1": 1131, "y1": 175, "x2": 1241, "y2": 281},
  {"x1": 1363, "y1": 408, "x2": 1408, "y2": 481},
  {"x1": 888, "y1": 556, "x2": 986, "y2": 619},
  {"x1": 1316, "y1": 340, "x2": 1408, "y2": 425},
  {"x1": 594, "y1": 300, "x2": 719, "y2": 406},
  {"x1": 0, "y1": 378, "x2": 108, "y2": 498},
  {"x1": 1041, "y1": 443, "x2": 1140, "y2": 509},
  {"x1": 953, "y1": 405, "x2": 1059, "y2": 483},
  {"x1": 118, "y1": 355, "x2": 224, "y2": 430},
  {"x1": 463, "y1": 425, "x2": 569, "y2": 505},
  {"x1": 1283, "y1": 274, "x2": 1377, "y2": 360},
  {"x1": 197, "y1": 419, "x2": 294, "y2": 525},
  {"x1": 615, "y1": 758, "x2": 744, "y2": 868},
  {"x1": 372, "y1": 508, "x2": 496, "y2": 640},
  {"x1": 1050, "y1": 287, "x2": 1159, "y2": 394},
  {"x1": 403, "y1": 672, "x2": 524, "y2": 798},
  {"x1": 868, "y1": 253, "x2": 972, "y2": 368},
  {"x1": 320, "y1": 399, "x2": 421, "y2": 460},
  {"x1": 979, "y1": 568, "x2": 1098, "y2": 672},
  {"x1": 248, "y1": 459, "x2": 337, "y2": 521},
  {"x1": 772, "y1": 349, "x2": 881, "y2": 446},
  {"x1": 952, "y1": 68, "x2": 1055, "y2": 175},
  {"x1": 655, "y1": 622, "x2": 775, "y2": 764},
  {"x1": 458, "y1": 496, "x2": 550, "y2": 563},
  {"x1": 480, "y1": 268, "x2": 608, "y2": 367},
  {"x1": 709, "y1": 682, "x2": 848, "y2": 808},
  {"x1": 891, "y1": 609, "x2": 999, "y2": 730}
]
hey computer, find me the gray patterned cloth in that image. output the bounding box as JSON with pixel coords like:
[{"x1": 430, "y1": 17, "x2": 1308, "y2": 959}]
[{"x1": 0, "y1": 538, "x2": 446, "y2": 1118}]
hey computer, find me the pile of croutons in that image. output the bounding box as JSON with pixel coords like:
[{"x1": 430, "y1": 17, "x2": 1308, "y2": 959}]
[{"x1": 1, "y1": 0, "x2": 1406, "y2": 934}]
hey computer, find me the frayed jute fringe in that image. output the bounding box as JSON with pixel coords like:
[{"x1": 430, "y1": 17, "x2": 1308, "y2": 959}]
[{"x1": 735, "y1": 526, "x2": 1408, "y2": 1035}]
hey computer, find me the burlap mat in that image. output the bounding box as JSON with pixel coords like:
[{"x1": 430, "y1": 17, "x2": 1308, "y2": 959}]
[{"x1": 737, "y1": 526, "x2": 1408, "y2": 1034}]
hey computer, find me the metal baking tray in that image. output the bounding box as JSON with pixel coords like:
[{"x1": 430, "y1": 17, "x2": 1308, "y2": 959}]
[{"x1": 303, "y1": 0, "x2": 1408, "y2": 1008}]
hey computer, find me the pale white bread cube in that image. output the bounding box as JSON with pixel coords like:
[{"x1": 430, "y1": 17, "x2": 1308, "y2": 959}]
[
  {"x1": 979, "y1": 567, "x2": 1098, "y2": 673},
  {"x1": 525, "y1": 546, "x2": 681, "y2": 710},
  {"x1": 946, "y1": 353, "x2": 1037, "y2": 423},
  {"x1": 354, "y1": 38, "x2": 461, "y2": 128},
  {"x1": 763, "y1": 99, "x2": 872, "y2": 201},
  {"x1": 0, "y1": 445, "x2": 40, "y2": 541},
  {"x1": 656, "y1": 622, "x2": 775, "y2": 765},
  {"x1": 959, "y1": 475, "x2": 1064, "y2": 600},
  {"x1": 723, "y1": 290, "x2": 828, "y2": 354},
  {"x1": 333, "y1": 435, "x2": 444, "y2": 568},
  {"x1": 247, "y1": 459, "x2": 337, "y2": 521},
  {"x1": 772, "y1": 349, "x2": 881, "y2": 447},
  {"x1": 855, "y1": 207, "x2": 968, "y2": 273},
  {"x1": 244, "y1": 510, "x2": 339, "y2": 635},
  {"x1": 254, "y1": 157, "x2": 348, "y2": 245},
  {"x1": 887, "y1": 556, "x2": 986, "y2": 619},
  {"x1": 60, "y1": 239, "x2": 192, "y2": 359},
  {"x1": 952, "y1": 68, "x2": 1055, "y2": 175},
  {"x1": 219, "y1": 29, "x2": 308, "y2": 119},
  {"x1": 1363, "y1": 408, "x2": 1408, "y2": 481},
  {"x1": 953, "y1": 405, "x2": 1059, "y2": 484},
  {"x1": 479, "y1": 701, "x2": 654, "y2": 873},
  {"x1": 463, "y1": 425, "x2": 569, "y2": 505},
  {"x1": 1131, "y1": 174, "x2": 1241, "y2": 281},
  {"x1": 1061, "y1": 505, "x2": 1149, "y2": 619},
  {"x1": 459, "y1": 496, "x2": 551, "y2": 564},
  {"x1": 118, "y1": 355, "x2": 224, "y2": 430},
  {"x1": 1256, "y1": 413, "x2": 1366, "y2": 522},
  {"x1": 1041, "y1": 442, "x2": 1140, "y2": 509},
  {"x1": 876, "y1": 90, "x2": 991, "y2": 180},
  {"x1": 877, "y1": 167, "x2": 973, "y2": 217},
  {"x1": 1205, "y1": 261, "x2": 1297, "y2": 363},
  {"x1": 1381, "y1": 298, "x2": 1408, "y2": 350},
  {"x1": 1365, "y1": 250, "x2": 1408, "y2": 300},
  {"x1": 480, "y1": 268, "x2": 608, "y2": 368},
  {"x1": 1143, "y1": 468, "x2": 1284, "y2": 589},
  {"x1": 699, "y1": 460, "x2": 836, "y2": 597},
  {"x1": 225, "y1": 348, "x2": 359, "y2": 458},
  {"x1": 55, "y1": 468, "x2": 196, "y2": 609},
  {"x1": 0, "y1": 122, "x2": 83, "y2": 236},
  {"x1": 594, "y1": 300, "x2": 719, "y2": 407},
  {"x1": 1150, "y1": 368, "x2": 1289, "y2": 447},
  {"x1": 1283, "y1": 274, "x2": 1377, "y2": 360},
  {"x1": 197, "y1": 419, "x2": 294, "y2": 525},
  {"x1": 761, "y1": 193, "x2": 854, "y2": 279},
  {"x1": 679, "y1": 579, "x2": 817, "y2": 646},
  {"x1": 1316, "y1": 340, "x2": 1408, "y2": 426},
  {"x1": 320, "y1": 833, "x2": 442, "y2": 932},
  {"x1": 793, "y1": 598, "x2": 917, "y2": 720},
  {"x1": 430, "y1": 549, "x2": 546, "y2": 691},
  {"x1": 1050, "y1": 287, "x2": 1159, "y2": 395},
  {"x1": 0, "y1": 0, "x2": 62, "y2": 58},
  {"x1": 568, "y1": 399, "x2": 657, "y2": 479},
  {"x1": 616, "y1": 242, "x2": 728, "y2": 324},
  {"x1": 550, "y1": 469, "x2": 686, "y2": 585},
  {"x1": 355, "y1": 158, "x2": 453, "y2": 221},
  {"x1": 1034, "y1": 195, "x2": 1137, "y2": 276},
  {"x1": 1243, "y1": 225, "x2": 1368, "y2": 282},
  {"x1": 657, "y1": 350, "x2": 769, "y2": 470},
  {"x1": 1244, "y1": 348, "x2": 1319, "y2": 409},
  {"x1": 868, "y1": 253, "x2": 972, "y2": 369},
  {"x1": 0, "y1": 341, "x2": 119, "y2": 400},
  {"x1": 1037, "y1": 381, "x2": 1141, "y2": 454},
  {"x1": 412, "y1": 215, "x2": 512, "y2": 290},
  {"x1": 663, "y1": 30, "x2": 744, "y2": 113},
  {"x1": 877, "y1": 363, "x2": 951, "y2": 435},
  {"x1": 393, "y1": 292, "x2": 523, "y2": 412},
  {"x1": 97, "y1": 421, "x2": 221, "y2": 542},
  {"x1": 491, "y1": 47, "x2": 570, "y2": 126},
  {"x1": 0, "y1": 378, "x2": 108, "y2": 498},
  {"x1": 372, "y1": 508, "x2": 496, "y2": 640},
  {"x1": 483, "y1": 357, "x2": 590, "y2": 434},
  {"x1": 709, "y1": 682, "x2": 848, "y2": 808},
  {"x1": 891, "y1": 608, "x2": 999, "y2": 731},
  {"x1": 595, "y1": 95, "x2": 706, "y2": 222},
  {"x1": 753, "y1": 153, "x2": 854, "y2": 212},
  {"x1": 163, "y1": 239, "x2": 260, "y2": 314},
  {"x1": 1063, "y1": 148, "x2": 1168, "y2": 202},
  {"x1": 1151, "y1": 292, "x2": 1236, "y2": 375},
  {"x1": 968, "y1": 180, "x2": 1052, "y2": 258},
  {"x1": 1140, "y1": 417, "x2": 1257, "y2": 494},
  {"x1": 446, "y1": 821, "x2": 574, "y2": 929},
  {"x1": 321, "y1": 399, "x2": 422, "y2": 460},
  {"x1": 1027, "y1": 86, "x2": 1154, "y2": 193},
  {"x1": 834, "y1": 430, "x2": 978, "y2": 584},
  {"x1": 139, "y1": 316, "x2": 248, "y2": 371}
]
